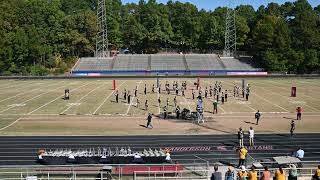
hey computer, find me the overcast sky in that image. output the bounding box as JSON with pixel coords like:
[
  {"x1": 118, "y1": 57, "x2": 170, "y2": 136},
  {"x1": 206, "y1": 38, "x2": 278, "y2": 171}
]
[{"x1": 121, "y1": 0, "x2": 319, "y2": 10}]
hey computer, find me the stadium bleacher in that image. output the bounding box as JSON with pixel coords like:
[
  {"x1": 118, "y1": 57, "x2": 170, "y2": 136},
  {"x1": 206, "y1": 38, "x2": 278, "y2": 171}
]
[
  {"x1": 72, "y1": 54, "x2": 262, "y2": 74},
  {"x1": 112, "y1": 55, "x2": 149, "y2": 71},
  {"x1": 151, "y1": 54, "x2": 186, "y2": 71}
]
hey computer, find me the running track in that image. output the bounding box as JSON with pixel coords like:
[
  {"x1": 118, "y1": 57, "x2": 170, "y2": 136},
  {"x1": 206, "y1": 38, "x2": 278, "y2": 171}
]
[{"x1": 0, "y1": 133, "x2": 319, "y2": 166}]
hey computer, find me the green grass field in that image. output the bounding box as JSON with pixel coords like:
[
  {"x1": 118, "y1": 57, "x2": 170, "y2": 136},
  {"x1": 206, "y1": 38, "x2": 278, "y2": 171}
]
[{"x1": 0, "y1": 77, "x2": 319, "y2": 135}]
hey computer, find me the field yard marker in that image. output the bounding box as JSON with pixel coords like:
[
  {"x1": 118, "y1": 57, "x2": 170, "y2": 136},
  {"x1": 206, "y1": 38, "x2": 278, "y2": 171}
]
[
  {"x1": 125, "y1": 80, "x2": 142, "y2": 115},
  {"x1": 0, "y1": 82, "x2": 68, "y2": 113},
  {"x1": 92, "y1": 81, "x2": 126, "y2": 115},
  {"x1": 27, "y1": 82, "x2": 92, "y2": 115},
  {"x1": 60, "y1": 83, "x2": 106, "y2": 115},
  {"x1": 0, "y1": 118, "x2": 22, "y2": 131}
]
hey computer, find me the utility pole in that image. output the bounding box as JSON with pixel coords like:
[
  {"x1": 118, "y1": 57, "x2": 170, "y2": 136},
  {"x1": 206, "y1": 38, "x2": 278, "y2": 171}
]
[
  {"x1": 96, "y1": 0, "x2": 109, "y2": 58},
  {"x1": 223, "y1": 1, "x2": 236, "y2": 57}
]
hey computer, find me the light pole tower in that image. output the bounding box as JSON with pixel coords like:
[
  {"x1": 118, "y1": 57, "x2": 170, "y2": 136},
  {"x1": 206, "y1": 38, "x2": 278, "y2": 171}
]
[
  {"x1": 223, "y1": 3, "x2": 236, "y2": 57},
  {"x1": 96, "y1": 0, "x2": 109, "y2": 58}
]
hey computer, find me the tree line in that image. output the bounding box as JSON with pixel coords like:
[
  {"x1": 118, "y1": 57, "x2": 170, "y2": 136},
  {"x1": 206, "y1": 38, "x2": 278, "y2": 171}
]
[{"x1": 0, "y1": 0, "x2": 319, "y2": 75}]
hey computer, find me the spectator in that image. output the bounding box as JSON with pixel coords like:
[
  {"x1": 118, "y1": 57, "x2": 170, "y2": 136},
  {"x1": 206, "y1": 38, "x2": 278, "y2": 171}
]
[
  {"x1": 261, "y1": 166, "x2": 271, "y2": 180},
  {"x1": 238, "y1": 146, "x2": 248, "y2": 167},
  {"x1": 211, "y1": 166, "x2": 222, "y2": 180},
  {"x1": 248, "y1": 127, "x2": 254, "y2": 146},
  {"x1": 275, "y1": 167, "x2": 286, "y2": 180},
  {"x1": 237, "y1": 166, "x2": 248, "y2": 180},
  {"x1": 248, "y1": 167, "x2": 257, "y2": 180},
  {"x1": 295, "y1": 148, "x2": 304, "y2": 159},
  {"x1": 288, "y1": 164, "x2": 298, "y2": 180},
  {"x1": 238, "y1": 128, "x2": 244, "y2": 147},
  {"x1": 225, "y1": 166, "x2": 235, "y2": 180},
  {"x1": 312, "y1": 165, "x2": 320, "y2": 180}
]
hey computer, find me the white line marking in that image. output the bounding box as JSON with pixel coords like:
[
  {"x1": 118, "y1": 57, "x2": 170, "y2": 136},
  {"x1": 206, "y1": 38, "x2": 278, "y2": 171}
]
[
  {"x1": 60, "y1": 83, "x2": 106, "y2": 114},
  {"x1": 0, "y1": 118, "x2": 22, "y2": 131},
  {"x1": 0, "y1": 81, "x2": 66, "y2": 113},
  {"x1": 0, "y1": 86, "x2": 43, "y2": 103},
  {"x1": 27, "y1": 82, "x2": 92, "y2": 115},
  {"x1": 125, "y1": 80, "x2": 142, "y2": 115},
  {"x1": 255, "y1": 81, "x2": 319, "y2": 112},
  {"x1": 92, "y1": 81, "x2": 126, "y2": 115}
]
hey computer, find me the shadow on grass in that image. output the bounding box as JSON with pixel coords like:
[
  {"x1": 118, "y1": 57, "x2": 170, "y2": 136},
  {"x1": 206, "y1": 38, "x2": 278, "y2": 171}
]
[{"x1": 244, "y1": 121, "x2": 257, "y2": 125}]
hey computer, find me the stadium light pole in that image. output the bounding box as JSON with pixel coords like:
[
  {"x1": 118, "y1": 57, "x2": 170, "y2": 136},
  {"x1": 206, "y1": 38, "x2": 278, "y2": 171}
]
[
  {"x1": 96, "y1": 0, "x2": 109, "y2": 58},
  {"x1": 223, "y1": 1, "x2": 237, "y2": 57}
]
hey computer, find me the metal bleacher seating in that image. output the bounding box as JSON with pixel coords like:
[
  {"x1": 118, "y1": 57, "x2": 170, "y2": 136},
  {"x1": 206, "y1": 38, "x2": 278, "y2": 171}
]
[
  {"x1": 185, "y1": 54, "x2": 225, "y2": 71},
  {"x1": 72, "y1": 54, "x2": 260, "y2": 73},
  {"x1": 220, "y1": 57, "x2": 258, "y2": 71},
  {"x1": 112, "y1": 55, "x2": 149, "y2": 71},
  {"x1": 151, "y1": 54, "x2": 186, "y2": 71},
  {"x1": 73, "y1": 57, "x2": 113, "y2": 72}
]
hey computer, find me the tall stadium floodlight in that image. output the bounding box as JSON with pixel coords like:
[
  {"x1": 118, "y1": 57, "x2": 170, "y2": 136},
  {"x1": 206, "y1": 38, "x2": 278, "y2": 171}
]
[
  {"x1": 96, "y1": 0, "x2": 109, "y2": 58},
  {"x1": 223, "y1": 5, "x2": 237, "y2": 57}
]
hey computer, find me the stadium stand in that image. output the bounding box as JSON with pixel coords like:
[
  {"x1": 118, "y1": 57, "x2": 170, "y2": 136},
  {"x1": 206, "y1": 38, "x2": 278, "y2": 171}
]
[
  {"x1": 72, "y1": 54, "x2": 263, "y2": 75},
  {"x1": 220, "y1": 57, "x2": 257, "y2": 70},
  {"x1": 72, "y1": 57, "x2": 113, "y2": 72},
  {"x1": 112, "y1": 54, "x2": 149, "y2": 71},
  {"x1": 151, "y1": 54, "x2": 186, "y2": 71},
  {"x1": 185, "y1": 54, "x2": 225, "y2": 71}
]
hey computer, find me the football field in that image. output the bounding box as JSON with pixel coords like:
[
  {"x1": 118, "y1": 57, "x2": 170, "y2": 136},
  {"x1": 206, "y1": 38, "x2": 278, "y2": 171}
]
[{"x1": 0, "y1": 77, "x2": 319, "y2": 135}]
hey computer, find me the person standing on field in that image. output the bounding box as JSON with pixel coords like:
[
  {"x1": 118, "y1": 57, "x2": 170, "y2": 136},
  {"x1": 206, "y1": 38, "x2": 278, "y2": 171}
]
[
  {"x1": 296, "y1": 107, "x2": 302, "y2": 120},
  {"x1": 213, "y1": 100, "x2": 218, "y2": 114},
  {"x1": 290, "y1": 120, "x2": 295, "y2": 137},
  {"x1": 255, "y1": 110, "x2": 261, "y2": 125},
  {"x1": 248, "y1": 127, "x2": 254, "y2": 146},
  {"x1": 146, "y1": 113, "x2": 153, "y2": 128}
]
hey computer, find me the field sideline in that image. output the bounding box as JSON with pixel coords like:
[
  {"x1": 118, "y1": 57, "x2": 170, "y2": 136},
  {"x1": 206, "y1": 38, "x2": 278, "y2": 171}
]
[{"x1": 0, "y1": 78, "x2": 319, "y2": 135}]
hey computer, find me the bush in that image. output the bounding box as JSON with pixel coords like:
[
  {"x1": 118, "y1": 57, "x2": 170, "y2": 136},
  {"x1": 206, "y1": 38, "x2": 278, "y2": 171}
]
[{"x1": 30, "y1": 66, "x2": 49, "y2": 76}]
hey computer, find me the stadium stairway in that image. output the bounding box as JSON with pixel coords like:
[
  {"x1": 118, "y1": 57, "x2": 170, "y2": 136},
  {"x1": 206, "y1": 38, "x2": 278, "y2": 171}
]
[
  {"x1": 110, "y1": 56, "x2": 116, "y2": 70},
  {"x1": 182, "y1": 55, "x2": 190, "y2": 72},
  {"x1": 147, "y1": 55, "x2": 152, "y2": 71},
  {"x1": 216, "y1": 56, "x2": 227, "y2": 69}
]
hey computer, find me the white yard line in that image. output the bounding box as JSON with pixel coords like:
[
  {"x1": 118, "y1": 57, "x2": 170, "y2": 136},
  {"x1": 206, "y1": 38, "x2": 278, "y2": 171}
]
[
  {"x1": 0, "y1": 118, "x2": 22, "y2": 131},
  {"x1": 0, "y1": 81, "x2": 31, "y2": 90},
  {"x1": 60, "y1": 83, "x2": 106, "y2": 115},
  {"x1": 267, "y1": 80, "x2": 320, "y2": 100},
  {"x1": 0, "y1": 86, "x2": 45, "y2": 103},
  {"x1": 92, "y1": 81, "x2": 126, "y2": 115},
  {"x1": 27, "y1": 82, "x2": 92, "y2": 115},
  {"x1": 125, "y1": 80, "x2": 142, "y2": 115},
  {"x1": 252, "y1": 92, "x2": 289, "y2": 112},
  {"x1": 0, "y1": 81, "x2": 66, "y2": 113},
  {"x1": 255, "y1": 81, "x2": 320, "y2": 112}
]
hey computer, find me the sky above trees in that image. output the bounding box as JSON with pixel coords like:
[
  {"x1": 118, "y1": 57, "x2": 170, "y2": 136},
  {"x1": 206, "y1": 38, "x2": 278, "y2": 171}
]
[{"x1": 122, "y1": 0, "x2": 319, "y2": 10}]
